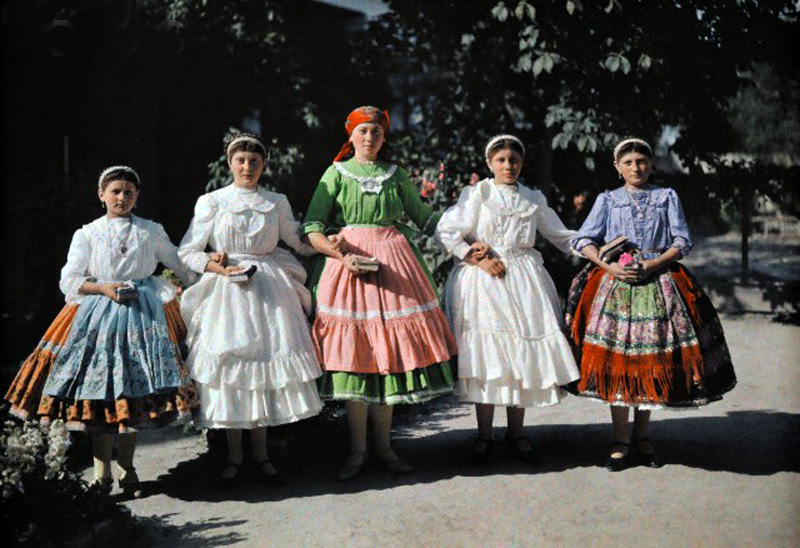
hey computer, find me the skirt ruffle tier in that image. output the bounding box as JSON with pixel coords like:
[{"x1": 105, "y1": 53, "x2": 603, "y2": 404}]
[
  {"x1": 443, "y1": 249, "x2": 580, "y2": 407},
  {"x1": 5, "y1": 299, "x2": 199, "y2": 432},
  {"x1": 565, "y1": 263, "x2": 736, "y2": 408},
  {"x1": 312, "y1": 226, "x2": 457, "y2": 404},
  {"x1": 181, "y1": 251, "x2": 323, "y2": 428}
]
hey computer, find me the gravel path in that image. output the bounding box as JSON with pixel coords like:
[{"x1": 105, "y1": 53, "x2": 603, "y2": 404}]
[{"x1": 94, "y1": 317, "x2": 799, "y2": 547}]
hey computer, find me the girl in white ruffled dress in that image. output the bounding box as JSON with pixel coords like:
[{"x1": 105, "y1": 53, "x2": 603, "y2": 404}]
[
  {"x1": 178, "y1": 134, "x2": 323, "y2": 482},
  {"x1": 436, "y1": 134, "x2": 580, "y2": 462}
]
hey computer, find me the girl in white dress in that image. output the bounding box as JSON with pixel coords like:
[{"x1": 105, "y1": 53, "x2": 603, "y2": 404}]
[
  {"x1": 5, "y1": 165, "x2": 198, "y2": 496},
  {"x1": 178, "y1": 134, "x2": 323, "y2": 483},
  {"x1": 436, "y1": 134, "x2": 580, "y2": 462}
]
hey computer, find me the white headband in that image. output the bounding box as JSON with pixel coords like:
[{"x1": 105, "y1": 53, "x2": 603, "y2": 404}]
[
  {"x1": 226, "y1": 135, "x2": 266, "y2": 157},
  {"x1": 484, "y1": 134, "x2": 525, "y2": 165},
  {"x1": 98, "y1": 165, "x2": 139, "y2": 188},
  {"x1": 613, "y1": 138, "x2": 652, "y2": 160}
]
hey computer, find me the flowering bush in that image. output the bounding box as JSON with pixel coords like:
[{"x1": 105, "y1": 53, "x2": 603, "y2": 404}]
[
  {"x1": 0, "y1": 417, "x2": 130, "y2": 545},
  {"x1": 1, "y1": 419, "x2": 69, "y2": 501}
]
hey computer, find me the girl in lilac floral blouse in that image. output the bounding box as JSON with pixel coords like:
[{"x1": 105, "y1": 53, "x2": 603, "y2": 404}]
[{"x1": 565, "y1": 138, "x2": 736, "y2": 472}]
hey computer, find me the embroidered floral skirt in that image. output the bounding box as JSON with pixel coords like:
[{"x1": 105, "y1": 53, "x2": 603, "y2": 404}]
[
  {"x1": 565, "y1": 263, "x2": 736, "y2": 408},
  {"x1": 5, "y1": 291, "x2": 198, "y2": 432},
  {"x1": 312, "y1": 226, "x2": 457, "y2": 405}
]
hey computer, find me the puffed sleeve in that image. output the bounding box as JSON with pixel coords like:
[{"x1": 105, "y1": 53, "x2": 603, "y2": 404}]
[
  {"x1": 59, "y1": 228, "x2": 92, "y2": 302},
  {"x1": 178, "y1": 194, "x2": 218, "y2": 273},
  {"x1": 303, "y1": 166, "x2": 340, "y2": 235},
  {"x1": 534, "y1": 191, "x2": 577, "y2": 255},
  {"x1": 666, "y1": 188, "x2": 693, "y2": 257},
  {"x1": 152, "y1": 222, "x2": 197, "y2": 286},
  {"x1": 397, "y1": 168, "x2": 439, "y2": 236},
  {"x1": 435, "y1": 185, "x2": 482, "y2": 260},
  {"x1": 571, "y1": 191, "x2": 610, "y2": 253},
  {"x1": 277, "y1": 195, "x2": 315, "y2": 256}
]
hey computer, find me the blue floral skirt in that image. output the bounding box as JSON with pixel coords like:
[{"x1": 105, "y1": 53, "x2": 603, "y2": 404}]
[{"x1": 3, "y1": 278, "x2": 200, "y2": 431}]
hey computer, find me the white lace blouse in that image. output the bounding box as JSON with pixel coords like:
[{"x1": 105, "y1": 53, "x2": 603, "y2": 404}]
[
  {"x1": 59, "y1": 215, "x2": 193, "y2": 303},
  {"x1": 178, "y1": 184, "x2": 313, "y2": 273},
  {"x1": 436, "y1": 178, "x2": 576, "y2": 260}
]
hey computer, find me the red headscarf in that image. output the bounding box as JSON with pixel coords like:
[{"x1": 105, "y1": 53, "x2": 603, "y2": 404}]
[{"x1": 333, "y1": 106, "x2": 391, "y2": 163}]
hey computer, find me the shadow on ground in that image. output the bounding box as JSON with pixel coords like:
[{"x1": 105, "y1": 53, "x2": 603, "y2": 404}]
[
  {"x1": 130, "y1": 513, "x2": 248, "y2": 547},
  {"x1": 144, "y1": 400, "x2": 799, "y2": 504}
]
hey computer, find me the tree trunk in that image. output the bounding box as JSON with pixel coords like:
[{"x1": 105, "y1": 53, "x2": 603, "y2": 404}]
[{"x1": 741, "y1": 181, "x2": 753, "y2": 284}]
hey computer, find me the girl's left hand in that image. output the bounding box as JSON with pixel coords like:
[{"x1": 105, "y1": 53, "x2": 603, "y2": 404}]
[{"x1": 634, "y1": 259, "x2": 657, "y2": 281}]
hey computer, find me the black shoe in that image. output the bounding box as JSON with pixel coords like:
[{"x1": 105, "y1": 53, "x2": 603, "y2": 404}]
[
  {"x1": 504, "y1": 434, "x2": 537, "y2": 463},
  {"x1": 606, "y1": 441, "x2": 631, "y2": 472},
  {"x1": 217, "y1": 462, "x2": 241, "y2": 488},
  {"x1": 254, "y1": 460, "x2": 287, "y2": 486},
  {"x1": 470, "y1": 437, "x2": 493, "y2": 465},
  {"x1": 632, "y1": 437, "x2": 662, "y2": 468}
]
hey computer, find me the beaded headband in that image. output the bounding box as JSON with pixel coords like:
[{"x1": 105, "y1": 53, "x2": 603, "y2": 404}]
[
  {"x1": 484, "y1": 134, "x2": 525, "y2": 164},
  {"x1": 97, "y1": 165, "x2": 140, "y2": 188},
  {"x1": 226, "y1": 135, "x2": 266, "y2": 158},
  {"x1": 613, "y1": 138, "x2": 653, "y2": 161}
]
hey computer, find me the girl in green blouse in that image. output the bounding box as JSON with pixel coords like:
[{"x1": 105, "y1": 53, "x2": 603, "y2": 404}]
[{"x1": 303, "y1": 106, "x2": 457, "y2": 480}]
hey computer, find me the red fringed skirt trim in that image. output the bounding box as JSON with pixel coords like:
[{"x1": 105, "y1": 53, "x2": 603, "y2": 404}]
[{"x1": 564, "y1": 263, "x2": 736, "y2": 407}]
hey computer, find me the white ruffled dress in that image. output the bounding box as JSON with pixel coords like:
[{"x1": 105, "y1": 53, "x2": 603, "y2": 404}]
[
  {"x1": 179, "y1": 184, "x2": 323, "y2": 428},
  {"x1": 436, "y1": 179, "x2": 580, "y2": 407}
]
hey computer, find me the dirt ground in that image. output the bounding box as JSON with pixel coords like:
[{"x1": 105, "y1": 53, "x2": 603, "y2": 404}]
[{"x1": 86, "y1": 316, "x2": 799, "y2": 547}]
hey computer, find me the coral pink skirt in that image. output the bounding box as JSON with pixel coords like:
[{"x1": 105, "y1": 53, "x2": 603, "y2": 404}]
[{"x1": 312, "y1": 226, "x2": 456, "y2": 375}]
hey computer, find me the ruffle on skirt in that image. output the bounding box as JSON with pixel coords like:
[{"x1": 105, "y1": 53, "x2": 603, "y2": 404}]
[
  {"x1": 317, "y1": 361, "x2": 455, "y2": 405},
  {"x1": 43, "y1": 278, "x2": 183, "y2": 401},
  {"x1": 312, "y1": 226, "x2": 457, "y2": 375},
  {"x1": 443, "y1": 250, "x2": 579, "y2": 407},
  {"x1": 181, "y1": 252, "x2": 323, "y2": 428},
  {"x1": 6, "y1": 300, "x2": 199, "y2": 431},
  {"x1": 565, "y1": 263, "x2": 736, "y2": 407}
]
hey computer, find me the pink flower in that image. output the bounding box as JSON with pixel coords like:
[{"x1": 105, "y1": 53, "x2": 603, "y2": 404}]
[
  {"x1": 469, "y1": 172, "x2": 480, "y2": 185},
  {"x1": 420, "y1": 178, "x2": 437, "y2": 198},
  {"x1": 618, "y1": 252, "x2": 635, "y2": 267}
]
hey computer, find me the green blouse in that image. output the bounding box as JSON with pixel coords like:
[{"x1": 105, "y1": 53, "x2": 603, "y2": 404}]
[{"x1": 302, "y1": 158, "x2": 438, "y2": 236}]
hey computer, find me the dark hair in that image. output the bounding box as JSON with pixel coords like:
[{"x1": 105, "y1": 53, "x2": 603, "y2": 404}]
[
  {"x1": 614, "y1": 140, "x2": 653, "y2": 161},
  {"x1": 487, "y1": 138, "x2": 525, "y2": 161},
  {"x1": 225, "y1": 132, "x2": 267, "y2": 160},
  {"x1": 99, "y1": 167, "x2": 140, "y2": 191}
]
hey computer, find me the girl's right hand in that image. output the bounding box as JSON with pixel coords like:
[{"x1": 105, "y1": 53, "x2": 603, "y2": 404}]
[
  {"x1": 478, "y1": 257, "x2": 506, "y2": 278},
  {"x1": 208, "y1": 251, "x2": 228, "y2": 266},
  {"x1": 465, "y1": 242, "x2": 490, "y2": 263}
]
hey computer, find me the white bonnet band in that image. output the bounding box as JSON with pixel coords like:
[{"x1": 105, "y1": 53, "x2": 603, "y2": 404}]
[
  {"x1": 98, "y1": 165, "x2": 139, "y2": 188},
  {"x1": 613, "y1": 138, "x2": 653, "y2": 160},
  {"x1": 484, "y1": 134, "x2": 525, "y2": 164},
  {"x1": 226, "y1": 135, "x2": 266, "y2": 158}
]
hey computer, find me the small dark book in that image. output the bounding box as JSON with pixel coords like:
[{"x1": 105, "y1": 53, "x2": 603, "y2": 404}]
[
  {"x1": 228, "y1": 264, "x2": 257, "y2": 283},
  {"x1": 115, "y1": 281, "x2": 138, "y2": 300},
  {"x1": 598, "y1": 236, "x2": 629, "y2": 262}
]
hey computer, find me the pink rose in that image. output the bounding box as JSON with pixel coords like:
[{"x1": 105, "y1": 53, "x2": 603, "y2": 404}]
[{"x1": 618, "y1": 252, "x2": 635, "y2": 267}]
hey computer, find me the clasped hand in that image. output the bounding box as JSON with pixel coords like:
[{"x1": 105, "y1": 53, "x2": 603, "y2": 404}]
[
  {"x1": 465, "y1": 242, "x2": 506, "y2": 278},
  {"x1": 608, "y1": 259, "x2": 655, "y2": 283},
  {"x1": 207, "y1": 251, "x2": 246, "y2": 277}
]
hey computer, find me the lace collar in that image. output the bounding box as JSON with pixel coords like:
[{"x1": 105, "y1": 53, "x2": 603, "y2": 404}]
[
  {"x1": 333, "y1": 161, "x2": 398, "y2": 194},
  {"x1": 480, "y1": 178, "x2": 538, "y2": 218},
  {"x1": 215, "y1": 183, "x2": 278, "y2": 213}
]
